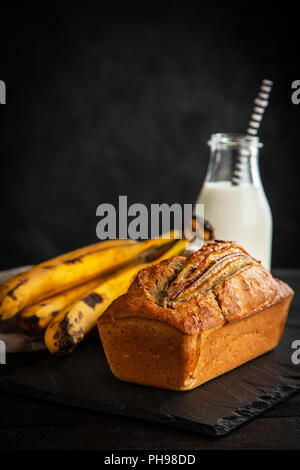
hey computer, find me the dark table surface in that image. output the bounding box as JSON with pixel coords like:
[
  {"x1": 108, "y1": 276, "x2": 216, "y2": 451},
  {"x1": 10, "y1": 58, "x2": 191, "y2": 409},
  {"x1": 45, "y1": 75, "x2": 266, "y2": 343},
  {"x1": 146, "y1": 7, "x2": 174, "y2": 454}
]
[{"x1": 0, "y1": 269, "x2": 300, "y2": 451}]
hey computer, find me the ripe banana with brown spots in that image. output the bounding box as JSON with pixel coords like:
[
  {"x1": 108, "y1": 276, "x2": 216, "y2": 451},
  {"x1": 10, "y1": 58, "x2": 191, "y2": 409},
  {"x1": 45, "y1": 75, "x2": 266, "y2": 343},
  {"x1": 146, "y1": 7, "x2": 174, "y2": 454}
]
[
  {"x1": 44, "y1": 238, "x2": 188, "y2": 355},
  {"x1": 0, "y1": 237, "x2": 173, "y2": 321}
]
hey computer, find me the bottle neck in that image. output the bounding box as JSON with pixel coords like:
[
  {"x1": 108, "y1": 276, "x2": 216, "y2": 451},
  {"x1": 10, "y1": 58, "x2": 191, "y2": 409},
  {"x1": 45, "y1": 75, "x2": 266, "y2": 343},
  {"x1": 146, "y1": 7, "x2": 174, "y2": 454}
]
[{"x1": 205, "y1": 141, "x2": 263, "y2": 187}]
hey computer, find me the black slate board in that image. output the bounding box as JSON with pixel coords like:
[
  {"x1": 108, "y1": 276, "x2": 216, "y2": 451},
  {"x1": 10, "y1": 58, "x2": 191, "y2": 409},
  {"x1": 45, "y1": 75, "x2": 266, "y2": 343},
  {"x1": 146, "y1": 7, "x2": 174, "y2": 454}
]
[{"x1": 1, "y1": 323, "x2": 300, "y2": 437}]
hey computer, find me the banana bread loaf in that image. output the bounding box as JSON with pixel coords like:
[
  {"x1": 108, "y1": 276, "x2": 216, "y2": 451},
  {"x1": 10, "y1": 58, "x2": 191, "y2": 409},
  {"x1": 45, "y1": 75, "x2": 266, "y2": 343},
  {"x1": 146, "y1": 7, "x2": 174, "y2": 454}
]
[{"x1": 98, "y1": 241, "x2": 294, "y2": 391}]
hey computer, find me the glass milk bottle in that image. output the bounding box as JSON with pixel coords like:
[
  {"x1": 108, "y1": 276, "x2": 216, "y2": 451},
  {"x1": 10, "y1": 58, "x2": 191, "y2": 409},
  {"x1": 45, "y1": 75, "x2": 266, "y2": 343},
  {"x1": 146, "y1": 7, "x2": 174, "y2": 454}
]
[{"x1": 197, "y1": 133, "x2": 272, "y2": 270}]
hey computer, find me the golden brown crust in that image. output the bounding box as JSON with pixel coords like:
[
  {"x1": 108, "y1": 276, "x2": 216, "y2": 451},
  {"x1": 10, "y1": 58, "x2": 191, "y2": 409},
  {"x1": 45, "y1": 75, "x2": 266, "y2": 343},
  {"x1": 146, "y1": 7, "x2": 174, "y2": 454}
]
[
  {"x1": 129, "y1": 256, "x2": 186, "y2": 305},
  {"x1": 99, "y1": 241, "x2": 293, "y2": 334},
  {"x1": 98, "y1": 241, "x2": 294, "y2": 391},
  {"x1": 99, "y1": 296, "x2": 293, "y2": 390}
]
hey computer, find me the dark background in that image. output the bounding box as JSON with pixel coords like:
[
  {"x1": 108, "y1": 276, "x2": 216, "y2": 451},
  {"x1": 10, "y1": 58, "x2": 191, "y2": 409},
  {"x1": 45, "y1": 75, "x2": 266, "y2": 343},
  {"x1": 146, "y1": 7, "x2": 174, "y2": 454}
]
[{"x1": 1, "y1": 3, "x2": 299, "y2": 269}]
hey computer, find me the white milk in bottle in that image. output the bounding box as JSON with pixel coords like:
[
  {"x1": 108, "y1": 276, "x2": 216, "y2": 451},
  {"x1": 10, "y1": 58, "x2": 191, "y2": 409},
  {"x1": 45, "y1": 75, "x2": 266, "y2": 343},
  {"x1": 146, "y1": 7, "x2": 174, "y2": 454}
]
[{"x1": 196, "y1": 134, "x2": 272, "y2": 269}]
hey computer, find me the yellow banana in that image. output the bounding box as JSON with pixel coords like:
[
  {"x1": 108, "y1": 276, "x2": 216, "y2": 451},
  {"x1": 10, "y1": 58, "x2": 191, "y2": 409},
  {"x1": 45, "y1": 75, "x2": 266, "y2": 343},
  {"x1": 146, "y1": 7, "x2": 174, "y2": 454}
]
[
  {"x1": 0, "y1": 237, "x2": 172, "y2": 321},
  {"x1": 44, "y1": 238, "x2": 188, "y2": 355}
]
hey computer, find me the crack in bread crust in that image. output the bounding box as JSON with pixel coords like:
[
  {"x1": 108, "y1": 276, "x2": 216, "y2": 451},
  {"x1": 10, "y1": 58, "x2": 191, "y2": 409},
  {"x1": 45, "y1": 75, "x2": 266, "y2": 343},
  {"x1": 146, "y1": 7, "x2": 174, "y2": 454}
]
[{"x1": 98, "y1": 241, "x2": 294, "y2": 391}]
